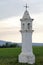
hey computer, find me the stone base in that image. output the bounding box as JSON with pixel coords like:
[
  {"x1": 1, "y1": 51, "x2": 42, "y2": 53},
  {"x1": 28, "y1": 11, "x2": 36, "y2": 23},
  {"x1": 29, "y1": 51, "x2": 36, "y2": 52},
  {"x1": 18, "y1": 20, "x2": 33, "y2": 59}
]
[{"x1": 18, "y1": 52, "x2": 35, "y2": 64}]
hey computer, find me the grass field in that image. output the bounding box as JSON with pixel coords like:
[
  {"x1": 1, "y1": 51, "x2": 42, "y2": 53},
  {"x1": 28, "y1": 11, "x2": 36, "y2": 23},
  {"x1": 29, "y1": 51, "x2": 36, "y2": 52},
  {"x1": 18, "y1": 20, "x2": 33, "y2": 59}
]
[{"x1": 0, "y1": 47, "x2": 43, "y2": 65}]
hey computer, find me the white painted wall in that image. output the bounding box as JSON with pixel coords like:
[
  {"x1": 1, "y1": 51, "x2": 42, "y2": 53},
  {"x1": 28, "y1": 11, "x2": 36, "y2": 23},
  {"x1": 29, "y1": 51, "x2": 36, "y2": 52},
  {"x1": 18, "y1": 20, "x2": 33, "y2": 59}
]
[{"x1": 22, "y1": 32, "x2": 32, "y2": 53}]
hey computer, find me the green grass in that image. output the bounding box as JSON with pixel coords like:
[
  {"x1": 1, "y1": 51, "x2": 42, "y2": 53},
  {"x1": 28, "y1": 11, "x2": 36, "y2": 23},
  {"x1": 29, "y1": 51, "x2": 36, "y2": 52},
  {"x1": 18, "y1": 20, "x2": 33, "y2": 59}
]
[{"x1": 0, "y1": 47, "x2": 43, "y2": 65}]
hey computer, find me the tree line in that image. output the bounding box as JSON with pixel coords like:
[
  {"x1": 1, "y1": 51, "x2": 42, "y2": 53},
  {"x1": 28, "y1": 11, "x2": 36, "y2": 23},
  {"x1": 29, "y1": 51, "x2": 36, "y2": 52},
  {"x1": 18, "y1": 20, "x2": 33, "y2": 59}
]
[{"x1": 0, "y1": 42, "x2": 19, "y2": 48}]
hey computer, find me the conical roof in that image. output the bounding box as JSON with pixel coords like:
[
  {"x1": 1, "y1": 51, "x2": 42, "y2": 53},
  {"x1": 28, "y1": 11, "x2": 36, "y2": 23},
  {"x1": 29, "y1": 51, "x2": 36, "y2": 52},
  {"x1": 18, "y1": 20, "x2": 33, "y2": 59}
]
[{"x1": 22, "y1": 10, "x2": 31, "y2": 20}]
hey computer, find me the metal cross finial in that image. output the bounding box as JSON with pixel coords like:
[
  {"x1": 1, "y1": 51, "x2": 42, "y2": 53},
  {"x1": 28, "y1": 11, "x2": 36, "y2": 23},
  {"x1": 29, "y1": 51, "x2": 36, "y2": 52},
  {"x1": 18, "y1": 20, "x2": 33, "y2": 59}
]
[{"x1": 24, "y1": 4, "x2": 29, "y2": 10}]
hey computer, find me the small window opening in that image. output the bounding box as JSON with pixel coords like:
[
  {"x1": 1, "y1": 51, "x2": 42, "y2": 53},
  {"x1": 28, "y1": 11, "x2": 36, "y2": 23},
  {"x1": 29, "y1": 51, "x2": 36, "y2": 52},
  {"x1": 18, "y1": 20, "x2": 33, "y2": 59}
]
[
  {"x1": 23, "y1": 23, "x2": 24, "y2": 29},
  {"x1": 28, "y1": 23, "x2": 30, "y2": 29}
]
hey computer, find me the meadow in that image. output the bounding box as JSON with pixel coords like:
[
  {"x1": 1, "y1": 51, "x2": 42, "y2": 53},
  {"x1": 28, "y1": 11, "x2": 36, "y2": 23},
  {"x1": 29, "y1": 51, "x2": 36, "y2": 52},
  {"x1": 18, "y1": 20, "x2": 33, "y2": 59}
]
[{"x1": 0, "y1": 47, "x2": 43, "y2": 65}]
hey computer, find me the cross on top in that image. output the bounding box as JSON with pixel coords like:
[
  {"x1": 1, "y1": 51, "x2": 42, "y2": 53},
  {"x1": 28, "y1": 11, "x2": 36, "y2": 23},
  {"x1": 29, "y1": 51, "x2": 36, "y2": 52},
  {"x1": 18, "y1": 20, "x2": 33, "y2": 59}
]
[{"x1": 24, "y1": 4, "x2": 29, "y2": 10}]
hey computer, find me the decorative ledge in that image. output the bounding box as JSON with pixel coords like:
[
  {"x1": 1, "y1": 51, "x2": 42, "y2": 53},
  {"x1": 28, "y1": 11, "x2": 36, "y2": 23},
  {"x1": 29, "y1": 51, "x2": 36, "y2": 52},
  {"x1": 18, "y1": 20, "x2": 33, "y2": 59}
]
[{"x1": 20, "y1": 30, "x2": 34, "y2": 33}]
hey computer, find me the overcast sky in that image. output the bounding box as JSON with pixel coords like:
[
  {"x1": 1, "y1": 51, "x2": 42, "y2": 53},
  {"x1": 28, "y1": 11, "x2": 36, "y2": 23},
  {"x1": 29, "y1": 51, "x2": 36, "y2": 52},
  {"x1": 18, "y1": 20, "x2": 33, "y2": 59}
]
[
  {"x1": 0, "y1": 0, "x2": 43, "y2": 43},
  {"x1": 0, "y1": 0, "x2": 43, "y2": 19}
]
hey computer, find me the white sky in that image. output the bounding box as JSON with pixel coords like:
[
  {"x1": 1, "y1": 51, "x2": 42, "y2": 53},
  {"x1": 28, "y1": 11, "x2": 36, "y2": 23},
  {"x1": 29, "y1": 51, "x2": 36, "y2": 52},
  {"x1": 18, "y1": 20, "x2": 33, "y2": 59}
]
[{"x1": 0, "y1": 0, "x2": 43, "y2": 43}]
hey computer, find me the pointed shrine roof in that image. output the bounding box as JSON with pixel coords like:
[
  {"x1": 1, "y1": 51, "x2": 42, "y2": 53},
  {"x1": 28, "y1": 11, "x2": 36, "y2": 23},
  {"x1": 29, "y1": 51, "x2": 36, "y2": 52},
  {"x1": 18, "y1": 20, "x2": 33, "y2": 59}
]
[
  {"x1": 22, "y1": 10, "x2": 31, "y2": 20},
  {"x1": 20, "y1": 4, "x2": 34, "y2": 21}
]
